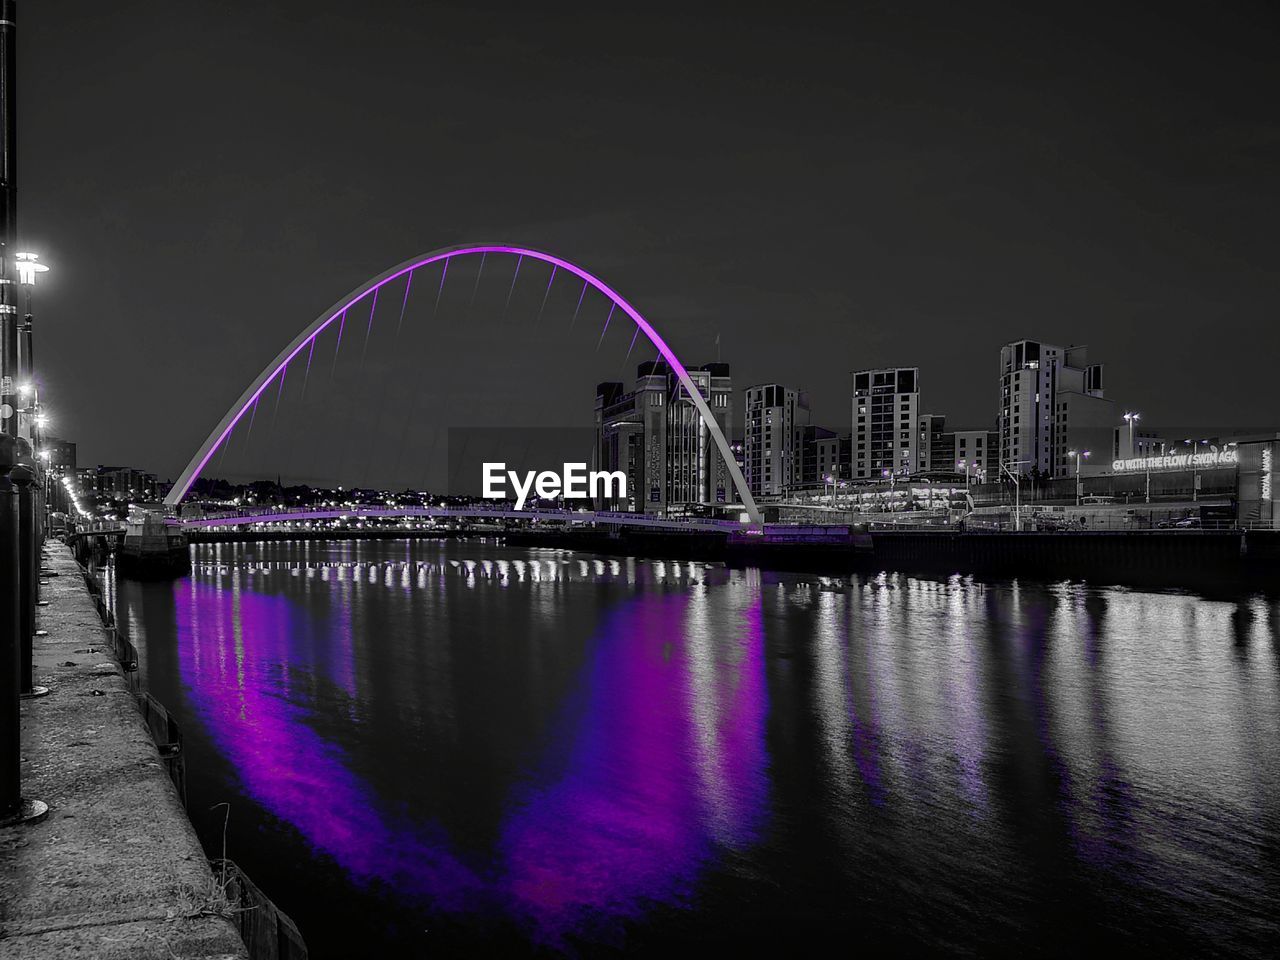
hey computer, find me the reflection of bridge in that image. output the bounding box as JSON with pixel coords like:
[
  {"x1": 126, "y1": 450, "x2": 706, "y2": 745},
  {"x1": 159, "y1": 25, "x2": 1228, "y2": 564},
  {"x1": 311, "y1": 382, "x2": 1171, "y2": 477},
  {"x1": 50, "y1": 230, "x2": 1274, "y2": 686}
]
[{"x1": 175, "y1": 505, "x2": 744, "y2": 533}]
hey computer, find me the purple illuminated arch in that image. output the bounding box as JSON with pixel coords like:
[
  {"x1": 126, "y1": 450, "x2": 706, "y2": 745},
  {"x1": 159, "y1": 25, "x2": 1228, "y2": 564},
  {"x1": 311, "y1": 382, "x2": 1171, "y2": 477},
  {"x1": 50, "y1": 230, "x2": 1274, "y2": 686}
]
[{"x1": 164, "y1": 245, "x2": 763, "y2": 526}]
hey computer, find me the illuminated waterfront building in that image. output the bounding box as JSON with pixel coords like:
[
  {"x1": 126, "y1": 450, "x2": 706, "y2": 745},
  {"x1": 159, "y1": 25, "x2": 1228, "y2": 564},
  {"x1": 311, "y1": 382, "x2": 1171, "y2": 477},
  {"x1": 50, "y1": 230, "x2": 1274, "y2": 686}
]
[
  {"x1": 594, "y1": 361, "x2": 734, "y2": 514},
  {"x1": 853, "y1": 367, "x2": 919, "y2": 479},
  {"x1": 998, "y1": 340, "x2": 1114, "y2": 478},
  {"x1": 743, "y1": 383, "x2": 810, "y2": 497}
]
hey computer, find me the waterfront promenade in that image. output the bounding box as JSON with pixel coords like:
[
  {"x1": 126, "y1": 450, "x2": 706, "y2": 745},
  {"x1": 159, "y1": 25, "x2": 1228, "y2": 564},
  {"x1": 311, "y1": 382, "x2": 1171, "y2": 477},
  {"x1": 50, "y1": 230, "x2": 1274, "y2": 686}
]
[{"x1": 0, "y1": 544, "x2": 245, "y2": 960}]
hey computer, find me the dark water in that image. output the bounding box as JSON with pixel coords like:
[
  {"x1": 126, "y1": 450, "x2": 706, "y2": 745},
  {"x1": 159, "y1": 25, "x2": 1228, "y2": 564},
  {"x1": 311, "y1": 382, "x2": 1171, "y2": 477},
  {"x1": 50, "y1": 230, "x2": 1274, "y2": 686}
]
[{"x1": 110, "y1": 540, "x2": 1280, "y2": 957}]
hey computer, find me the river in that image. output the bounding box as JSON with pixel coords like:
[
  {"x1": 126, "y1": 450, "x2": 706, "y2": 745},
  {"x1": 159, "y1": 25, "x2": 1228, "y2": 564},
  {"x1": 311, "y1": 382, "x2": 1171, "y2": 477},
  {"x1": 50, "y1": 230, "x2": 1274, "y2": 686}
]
[{"x1": 108, "y1": 538, "x2": 1280, "y2": 957}]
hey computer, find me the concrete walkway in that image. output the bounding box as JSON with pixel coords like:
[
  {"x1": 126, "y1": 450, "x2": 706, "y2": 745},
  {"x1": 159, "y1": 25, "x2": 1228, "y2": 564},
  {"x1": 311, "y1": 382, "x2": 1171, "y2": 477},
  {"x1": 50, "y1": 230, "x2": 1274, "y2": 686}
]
[{"x1": 0, "y1": 543, "x2": 246, "y2": 959}]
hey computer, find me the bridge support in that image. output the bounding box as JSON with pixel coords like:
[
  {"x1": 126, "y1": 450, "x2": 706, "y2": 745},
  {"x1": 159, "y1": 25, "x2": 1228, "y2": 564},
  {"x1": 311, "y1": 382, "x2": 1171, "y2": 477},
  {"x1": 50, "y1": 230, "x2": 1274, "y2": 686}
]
[{"x1": 117, "y1": 507, "x2": 190, "y2": 580}]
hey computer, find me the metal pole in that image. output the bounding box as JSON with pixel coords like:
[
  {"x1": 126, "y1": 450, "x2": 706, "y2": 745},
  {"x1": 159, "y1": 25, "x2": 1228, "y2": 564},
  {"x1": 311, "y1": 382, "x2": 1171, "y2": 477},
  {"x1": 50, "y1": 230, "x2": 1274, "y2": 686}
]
[
  {"x1": 0, "y1": 0, "x2": 16, "y2": 440},
  {"x1": 18, "y1": 282, "x2": 32, "y2": 439},
  {"x1": 15, "y1": 443, "x2": 43, "y2": 698},
  {"x1": 0, "y1": 435, "x2": 20, "y2": 816},
  {"x1": 16, "y1": 445, "x2": 31, "y2": 688},
  {"x1": 1, "y1": 433, "x2": 44, "y2": 824}
]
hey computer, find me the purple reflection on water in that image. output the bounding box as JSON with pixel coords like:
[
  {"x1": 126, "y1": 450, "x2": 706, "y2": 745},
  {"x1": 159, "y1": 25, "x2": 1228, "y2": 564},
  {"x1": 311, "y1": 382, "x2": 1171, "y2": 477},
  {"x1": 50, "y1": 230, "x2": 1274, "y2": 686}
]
[
  {"x1": 684, "y1": 582, "x2": 768, "y2": 848},
  {"x1": 498, "y1": 587, "x2": 768, "y2": 945},
  {"x1": 174, "y1": 579, "x2": 483, "y2": 908},
  {"x1": 176, "y1": 573, "x2": 769, "y2": 945}
]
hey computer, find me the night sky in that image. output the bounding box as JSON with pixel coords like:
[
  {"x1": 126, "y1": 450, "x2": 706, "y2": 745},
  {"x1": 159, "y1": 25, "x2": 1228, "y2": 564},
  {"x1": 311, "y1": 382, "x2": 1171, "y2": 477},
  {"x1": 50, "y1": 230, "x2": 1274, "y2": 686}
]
[{"x1": 19, "y1": 1, "x2": 1280, "y2": 487}]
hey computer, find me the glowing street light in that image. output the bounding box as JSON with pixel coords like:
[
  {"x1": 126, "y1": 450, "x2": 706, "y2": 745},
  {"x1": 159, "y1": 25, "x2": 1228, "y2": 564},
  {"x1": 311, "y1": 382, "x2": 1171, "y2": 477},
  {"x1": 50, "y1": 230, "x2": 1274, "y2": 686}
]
[
  {"x1": 14, "y1": 252, "x2": 49, "y2": 287},
  {"x1": 12, "y1": 255, "x2": 51, "y2": 445},
  {"x1": 1123, "y1": 411, "x2": 1140, "y2": 455},
  {"x1": 1124, "y1": 412, "x2": 1151, "y2": 503}
]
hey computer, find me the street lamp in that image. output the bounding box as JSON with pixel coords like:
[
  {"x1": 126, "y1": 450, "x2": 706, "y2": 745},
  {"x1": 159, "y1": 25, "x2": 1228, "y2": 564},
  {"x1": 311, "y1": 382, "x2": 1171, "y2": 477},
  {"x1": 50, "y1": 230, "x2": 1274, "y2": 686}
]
[
  {"x1": 1068, "y1": 449, "x2": 1091, "y2": 505},
  {"x1": 1123, "y1": 412, "x2": 1150, "y2": 504},
  {"x1": 1123, "y1": 411, "x2": 1140, "y2": 456},
  {"x1": 1000, "y1": 460, "x2": 1031, "y2": 531},
  {"x1": 14, "y1": 254, "x2": 49, "y2": 447},
  {"x1": 1184, "y1": 438, "x2": 1209, "y2": 502},
  {"x1": 14, "y1": 252, "x2": 49, "y2": 288}
]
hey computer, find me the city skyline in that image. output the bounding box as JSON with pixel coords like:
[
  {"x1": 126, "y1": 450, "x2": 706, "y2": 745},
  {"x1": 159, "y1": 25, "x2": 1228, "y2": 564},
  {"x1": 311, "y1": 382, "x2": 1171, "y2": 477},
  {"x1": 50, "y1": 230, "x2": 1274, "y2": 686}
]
[{"x1": 53, "y1": 323, "x2": 1275, "y2": 497}]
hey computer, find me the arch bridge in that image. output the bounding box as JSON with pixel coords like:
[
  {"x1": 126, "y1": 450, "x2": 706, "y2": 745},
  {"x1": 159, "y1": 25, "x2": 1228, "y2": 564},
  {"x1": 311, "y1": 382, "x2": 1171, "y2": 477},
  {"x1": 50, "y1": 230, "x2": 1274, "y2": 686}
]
[{"x1": 164, "y1": 244, "x2": 764, "y2": 528}]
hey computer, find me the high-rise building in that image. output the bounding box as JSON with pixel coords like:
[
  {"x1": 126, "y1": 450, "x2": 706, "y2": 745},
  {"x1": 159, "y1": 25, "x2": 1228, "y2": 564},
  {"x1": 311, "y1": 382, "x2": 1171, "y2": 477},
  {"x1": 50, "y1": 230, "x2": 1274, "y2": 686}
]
[
  {"x1": 594, "y1": 361, "x2": 734, "y2": 514},
  {"x1": 852, "y1": 367, "x2": 919, "y2": 479},
  {"x1": 998, "y1": 340, "x2": 1114, "y2": 478},
  {"x1": 743, "y1": 383, "x2": 810, "y2": 497}
]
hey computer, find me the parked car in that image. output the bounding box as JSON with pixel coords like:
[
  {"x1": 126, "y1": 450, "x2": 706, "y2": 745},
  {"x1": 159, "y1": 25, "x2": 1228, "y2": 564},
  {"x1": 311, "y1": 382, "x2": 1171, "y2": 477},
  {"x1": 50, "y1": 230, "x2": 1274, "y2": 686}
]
[{"x1": 1159, "y1": 516, "x2": 1201, "y2": 529}]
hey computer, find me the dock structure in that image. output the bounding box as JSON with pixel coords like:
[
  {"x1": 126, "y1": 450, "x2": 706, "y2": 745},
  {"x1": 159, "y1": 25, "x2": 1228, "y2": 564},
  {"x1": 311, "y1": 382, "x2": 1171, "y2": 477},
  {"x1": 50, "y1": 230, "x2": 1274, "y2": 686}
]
[{"x1": 0, "y1": 543, "x2": 247, "y2": 960}]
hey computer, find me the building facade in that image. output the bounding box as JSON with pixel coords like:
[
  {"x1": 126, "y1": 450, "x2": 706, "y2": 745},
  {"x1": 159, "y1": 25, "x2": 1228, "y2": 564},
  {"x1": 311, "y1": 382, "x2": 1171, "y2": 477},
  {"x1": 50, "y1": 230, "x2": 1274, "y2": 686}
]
[
  {"x1": 917, "y1": 413, "x2": 948, "y2": 473},
  {"x1": 950, "y1": 429, "x2": 999, "y2": 481},
  {"x1": 744, "y1": 383, "x2": 810, "y2": 497},
  {"x1": 998, "y1": 340, "x2": 1114, "y2": 478},
  {"x1": 853, "y1": 367, "x2": 919, "y2": 479},
  {"x1": 913, "y1": 414, "x2": 997, "y2": 481},
  {"x1": 813, "y1": 431, "x2": 850, "y2": 482},
  {"x1": 594, "y1": 361, "x2": 734, "y2": 515},
  {"x1": 85, "y1": 465, "x2": 161, "y2": 501},
  {"x1": 42, "y1": 436, "x2": 77, "y2": 475},
  {"x1": 1236, "y1": 434, "x2": 1278, "y2": 528},
  {"x1": 798, "y1": 425, "x2": 838, "y2": 485}
]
